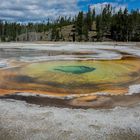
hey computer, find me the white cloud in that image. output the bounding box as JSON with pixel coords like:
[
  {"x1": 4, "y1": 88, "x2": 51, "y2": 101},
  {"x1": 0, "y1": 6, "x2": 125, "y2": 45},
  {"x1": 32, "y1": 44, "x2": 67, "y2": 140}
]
[
  {"x1": 89, "y1": 2, "x2": 127, "y2": 15},
  {"x1": 0, "y1": 0, "x2": 80, "y2": 22}
]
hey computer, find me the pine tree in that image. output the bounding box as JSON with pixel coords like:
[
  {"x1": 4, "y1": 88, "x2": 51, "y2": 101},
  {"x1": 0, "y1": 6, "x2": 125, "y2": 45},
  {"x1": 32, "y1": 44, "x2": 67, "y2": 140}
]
[
  {"x1": 86, "y1": 9, "x2": 92, "y2": 31},
  {"x1": 92, "y1": 8, "x2": 96, "y2": 21},
  {"x1": 96, "y1": 15, "x2": 103, "y2": 41},
  {"x1": 76, "y1": 12, "x2": 84, "y2": 41}
]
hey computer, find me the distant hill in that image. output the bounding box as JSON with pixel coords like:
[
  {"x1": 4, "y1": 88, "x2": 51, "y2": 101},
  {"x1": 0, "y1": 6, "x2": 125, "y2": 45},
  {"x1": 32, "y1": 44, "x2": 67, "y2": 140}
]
[{"x1": 17, "y1": 23, "x2": 101, "y2": 42}]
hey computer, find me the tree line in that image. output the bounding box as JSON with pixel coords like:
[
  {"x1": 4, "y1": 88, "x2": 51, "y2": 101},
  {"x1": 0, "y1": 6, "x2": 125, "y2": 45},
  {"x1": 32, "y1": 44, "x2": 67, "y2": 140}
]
[
  {"x1": 0, "y1": 4, "x2": 140, "y2": 42},
  {"x1": 0, "y1": 17, "x2": 74, "y2": 41}
]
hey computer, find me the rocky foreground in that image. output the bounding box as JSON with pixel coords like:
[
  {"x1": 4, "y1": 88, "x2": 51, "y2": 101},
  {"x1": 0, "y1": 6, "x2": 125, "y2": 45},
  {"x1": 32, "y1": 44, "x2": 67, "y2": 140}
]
[{"x1": 0, "y1": 99, "x2": 140, "y2": 140}]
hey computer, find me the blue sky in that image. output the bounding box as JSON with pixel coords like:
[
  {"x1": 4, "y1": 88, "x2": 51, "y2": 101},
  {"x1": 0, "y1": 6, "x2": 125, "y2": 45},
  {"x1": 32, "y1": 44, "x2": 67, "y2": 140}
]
[
  {"x1": 0, "y1": 0, "x2": 139, "y2": 22},
  {"x1": 78, "y1": 0, "x2": 140, "y2": 11}
]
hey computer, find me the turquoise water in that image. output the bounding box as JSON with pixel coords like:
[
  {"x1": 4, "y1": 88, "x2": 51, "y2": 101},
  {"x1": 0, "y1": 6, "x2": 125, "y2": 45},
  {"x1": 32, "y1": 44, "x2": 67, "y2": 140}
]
[{"x1": 54, "y1": 66, "x2": 96, "y2": 74}]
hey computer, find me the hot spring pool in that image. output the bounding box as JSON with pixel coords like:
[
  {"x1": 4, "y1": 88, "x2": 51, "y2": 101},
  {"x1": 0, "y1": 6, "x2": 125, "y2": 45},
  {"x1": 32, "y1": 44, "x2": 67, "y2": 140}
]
[
  {"x1": 1, "y1": 59, "x2": 140, "y2": 95},
  {"x1": 0, "y1": 43, "x2": 140, "y2": 108}
]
